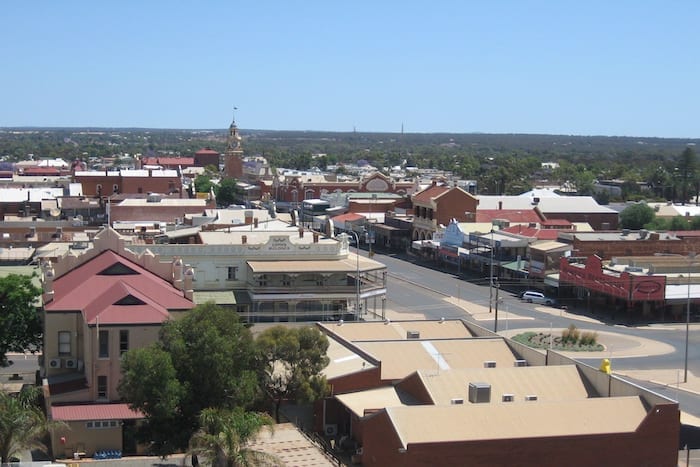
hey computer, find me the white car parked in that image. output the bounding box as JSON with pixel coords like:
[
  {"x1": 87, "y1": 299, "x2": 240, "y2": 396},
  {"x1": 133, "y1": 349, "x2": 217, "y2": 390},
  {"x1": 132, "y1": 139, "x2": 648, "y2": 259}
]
[{"x1": 520, "y1": 291, "x2": 557, "y2": 306}]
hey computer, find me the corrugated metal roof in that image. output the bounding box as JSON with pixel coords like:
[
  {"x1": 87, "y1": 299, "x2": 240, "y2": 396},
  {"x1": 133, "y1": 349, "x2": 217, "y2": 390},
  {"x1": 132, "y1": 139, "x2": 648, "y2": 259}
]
[
  {"x1": 247, "y1": 255, "x2": 385, "y2": 273},
  {"x1": 46, "y1": 250, "x2": 193, "y2": 325},
  {"x1": 388, "y1": 396, "x2": 647, "y2": 445},
  {"x1": 51, "y1": 403, "x2": 144, "y2": 421},
  {"x1": 322, "y1": 320, "x2": 474, "y2": 342},
  {"x1": 356, "y1": 339, "x2": 519, "y2": 381},
  {"x1": 529, "y1": 241, "x2": 570, "y2": 252}
]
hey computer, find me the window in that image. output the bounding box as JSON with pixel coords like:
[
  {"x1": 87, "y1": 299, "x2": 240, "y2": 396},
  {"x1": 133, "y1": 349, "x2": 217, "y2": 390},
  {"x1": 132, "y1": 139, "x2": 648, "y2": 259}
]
[
  {"x1": 112, "y1": 184, "x2": 119, "y2": 194},
  {"x1": 85, "y1": 420, "x2": 118, "y2": 429},
  {"x1": 97, "y1": 375, "x2": 108, "y2": 399},
  {"x1": 58, "y1": 331, "x2": 71, "y2": 355},
  {"x1": 96, "y1": 184, "x2": 103, "y2": 195},
  {"x1": 98, "y1": 330, "x2": 109, "y2": 358},
  {"x1": 119, "y1": 330, "x2": 129, "y2": 356},
  {"x1": 256, "y1": 274, "x2": 267, "y2": 287},
  {"x1": 227, "y1": 266, "x2": 238, "y2": 281}
]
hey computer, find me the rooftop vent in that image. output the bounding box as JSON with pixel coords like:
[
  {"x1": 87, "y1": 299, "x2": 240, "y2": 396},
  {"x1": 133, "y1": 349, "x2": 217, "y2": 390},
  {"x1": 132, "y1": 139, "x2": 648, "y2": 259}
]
[
  {"x1": 483, "y1": 360, "x2": 497, "y2": 368},
  {"x1": 468, "y1": 382, "x2": 491, "y2": 403},
  {"x1": 450, "y1": 398, "x2": 464, "y2": 405},
  {"x1": 514, "y1": 359, "x2": 528, "y2": 367},
  {"x1": 406, "y1": 330, "x2": 420, "y2": 339},
  {"x1": 502, "y1": 394, "x2": 515, "y2": 402},
  {"x1": 525, "y1": 395, "x2": 538, "y2": 401}
]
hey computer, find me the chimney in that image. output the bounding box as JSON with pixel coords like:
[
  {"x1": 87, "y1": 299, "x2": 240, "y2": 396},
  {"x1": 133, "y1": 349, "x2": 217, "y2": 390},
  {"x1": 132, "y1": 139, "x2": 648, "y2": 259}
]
[
  {"x1": 42, "y1": 263, "x2": 55, "y2": 303},
  {"x1": 254, "y1": 217, "x2": 259, "y2": 228},
  {"x1": 313, "y1": 232, "x2": 319, "y2": 243},
  {"x1": 172, "y1": 257, "x2": 184, "y2": 290},
  {"x1": 183, "y1": 267, "x2": 194, "y2": 301},
  {"x1": 245, "y1": 210, "x2": 253, "y2": 225},
  {"x1": 242, "y1": 235, "x2": 247, "y2": 244},
  {"x1": 299, "y1": 227, "x2": 304, "y2": 238},
  {"x1": 498, "y1": 201, "x2": 503, "y2": 210}
]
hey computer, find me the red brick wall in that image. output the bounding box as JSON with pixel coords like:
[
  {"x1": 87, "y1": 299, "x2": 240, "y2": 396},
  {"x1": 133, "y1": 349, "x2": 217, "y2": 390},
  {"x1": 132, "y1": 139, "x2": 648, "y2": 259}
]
[
  {"x1": 328, "y1": 367, "x2": 382, "y2": 394},
  {"x1": 74, "y1": 175, "x2": 182, "y2": 196},
  {"x1": 545, "y1": 211, "x2": 619, "y2": 230},
  {"x1": 435, "y1": 189, "x2": 478, "y2": 226}
]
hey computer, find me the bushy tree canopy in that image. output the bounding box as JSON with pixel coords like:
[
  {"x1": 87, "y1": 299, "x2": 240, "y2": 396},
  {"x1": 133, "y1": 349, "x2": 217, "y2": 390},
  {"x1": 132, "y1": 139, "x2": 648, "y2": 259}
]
[
  {"x1": 619, "y1": 203, "x2": 655, "y2": 230},
  {"x1": 256, "y1": 326, "x2": 330, "y2": 422},
  {"x1": 119, "y1": 303, "x2": 261, "y2": 455},
  {"x1": 0, "y1": 274, "x2": 42, "y2": 367}
]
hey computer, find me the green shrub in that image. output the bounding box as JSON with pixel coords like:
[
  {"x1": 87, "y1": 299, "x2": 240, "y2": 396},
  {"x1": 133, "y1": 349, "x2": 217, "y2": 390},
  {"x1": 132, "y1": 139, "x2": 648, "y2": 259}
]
[
  {"x1": 561, "y1": 324, "x2": 580, "y2": 345},
  {"x1": 579, "y1": 331, "x2": 598, "y2": 346}
]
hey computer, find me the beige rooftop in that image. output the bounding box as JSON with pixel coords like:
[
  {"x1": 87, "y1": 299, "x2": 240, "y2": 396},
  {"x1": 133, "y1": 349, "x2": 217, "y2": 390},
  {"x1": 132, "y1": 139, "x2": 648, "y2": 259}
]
[
  {"x1": 321, "y1": 319, "x2": 474, "y2": 342},
  {"x1": 355, "y1": 339, "x2": 519, "y2": 381},
  {"x1": 388, "y1": 396, "x2": 648, "y2": 446}
]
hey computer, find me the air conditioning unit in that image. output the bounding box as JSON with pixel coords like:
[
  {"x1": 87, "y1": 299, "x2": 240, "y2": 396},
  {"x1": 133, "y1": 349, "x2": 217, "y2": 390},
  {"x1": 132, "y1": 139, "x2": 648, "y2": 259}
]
[
  {"x1": 502, "y1": 394, "x2": 515, "y2": 402},
  {"x1": 525, "y1": 395, "x2": 538, "y2": 401},
  {"x1": 65, "y1": 358, "x2": 78, "y2": 369},
  {"x1": 324, "y1": 424, "x2": 338, "y2": 437},
  {"x1": 514, "y1": 359, "x2": 528, "y2": 367},
  {"x1": 468, "y1": 382, "x2": 491, "y2": 403},
  {"x1": 406, "y1": 330, "x2": 420, "y2": 339},
  {"x1": 450, "y1": 398, "x2": 464, "y2": 405},
  {"x1": 483, "y1": 360, "x2": 497, "y2": 368},
  {"x1": 49, "y1": 358, "x2": 62, "y2": 369}
]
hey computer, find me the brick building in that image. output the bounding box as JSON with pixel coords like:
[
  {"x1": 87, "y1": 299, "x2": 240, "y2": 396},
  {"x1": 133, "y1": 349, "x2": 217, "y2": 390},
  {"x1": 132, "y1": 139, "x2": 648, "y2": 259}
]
[
  {"x1": 73, "y1": 169, "x2": 183, "y2": 197},
  {"x1": 411, "y1": 182, "x2": 479, "y2": 240},
  {"x1": 314, "y1": 319, "x2": 679, "y2": 466}
]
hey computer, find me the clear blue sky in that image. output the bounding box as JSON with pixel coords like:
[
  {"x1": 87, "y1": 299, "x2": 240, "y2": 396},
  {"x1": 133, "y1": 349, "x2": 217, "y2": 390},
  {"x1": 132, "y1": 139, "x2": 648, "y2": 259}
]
[{"x1": 2, "y1": 1, "x2": 699, "y2": 138}]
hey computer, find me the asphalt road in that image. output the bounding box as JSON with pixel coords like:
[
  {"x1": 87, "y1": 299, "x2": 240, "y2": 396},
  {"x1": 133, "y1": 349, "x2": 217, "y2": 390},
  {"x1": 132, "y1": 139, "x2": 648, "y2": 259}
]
[{"x1": 375, "y1": 250, "x2": 700, "y2": 418}]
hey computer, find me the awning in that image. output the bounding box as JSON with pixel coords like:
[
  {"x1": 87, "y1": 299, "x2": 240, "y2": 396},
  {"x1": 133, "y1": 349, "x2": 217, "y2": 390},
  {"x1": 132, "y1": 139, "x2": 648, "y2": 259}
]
[
  {"x1": 544, "y1": 273, "x2": 560, "y2": 288},
  {"x1": 502, "y1": 260, "x2": 529, "y2": 275},
  {"x1": 193, "y1": 290, "x2": 236, "y2": 305}
]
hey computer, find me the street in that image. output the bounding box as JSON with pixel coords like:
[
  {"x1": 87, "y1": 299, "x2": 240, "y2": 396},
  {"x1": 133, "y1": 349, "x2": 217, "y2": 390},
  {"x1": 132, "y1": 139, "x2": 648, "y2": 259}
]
[{"x1": 375, "y1": 250, "x2": 700, "y2": 419}]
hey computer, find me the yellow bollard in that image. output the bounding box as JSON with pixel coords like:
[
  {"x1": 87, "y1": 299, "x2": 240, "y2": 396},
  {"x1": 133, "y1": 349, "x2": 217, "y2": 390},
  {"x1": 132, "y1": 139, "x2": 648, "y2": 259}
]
[{"x1": 599, "y1": 358, "x2": 611, "y2": 374}]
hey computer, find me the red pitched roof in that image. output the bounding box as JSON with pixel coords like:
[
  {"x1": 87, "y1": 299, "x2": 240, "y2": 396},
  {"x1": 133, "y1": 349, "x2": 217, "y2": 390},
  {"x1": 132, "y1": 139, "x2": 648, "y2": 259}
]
[
  {"x1": 412, "y1": 185, "x2": 450, "y2": 204},
  {"x1": 332, "y1": 212, "x2": 365, "y2": 222},
  {"x1": 45, "y1": 250, "x2": 193, "y2": 325},
  {"x1": 476, "y1": 209, "x2": 543, "y2": 224},
  {"x1": 541, "y1": 219, "x2": 572, "y2": 227},
  {"x1": 502, "y1": 225, "x2": 562, "y2": 240},
  {"x1": 51, "y1": 403, "x2": 144, "y2": 421},
  {"x1": 142, "y1": 157, "x2": 195, "y2": 166},
  {"x1": 195, "y1": 148, "x2": 220, "y2": 155}
]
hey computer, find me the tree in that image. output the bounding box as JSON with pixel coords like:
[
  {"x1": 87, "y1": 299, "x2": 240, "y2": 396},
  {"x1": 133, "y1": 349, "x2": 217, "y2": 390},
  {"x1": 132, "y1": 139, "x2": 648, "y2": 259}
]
[
  {"x1": 0, "y1": 274, "x2": 42, "y2": 367},
  {"x1": 256, "y1": 326, "x2": 330, "y2": 422},
  {"x1": 677, "y1": 146, "x2": 697, "y2": 205},
  {"x1": 194, "y1": 174, "x2": 213, "y2": 194},
  {"x1": 118, "y1": 347, "x2": 185, "y2": 455},
  {"x1": 216, "y1": 177, "x2": 238, "y2": 207},
  {"x1": 189, "y1": 407, "x2": 281, "y2": 467},
  {"x1": 119, "y1": 303, "x2": 262, "y2": 454},
  {"x1": 619, "y1": 203, "x2": 655, "y2": 230},
  {"x1": 0, "y1": 386, "x2": 63, "y2": 464}
]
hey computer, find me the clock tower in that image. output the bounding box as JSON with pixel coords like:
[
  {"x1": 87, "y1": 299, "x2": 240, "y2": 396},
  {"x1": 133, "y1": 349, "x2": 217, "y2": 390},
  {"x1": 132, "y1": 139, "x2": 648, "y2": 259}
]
[{"x1": 223, "y1": 111, "x2": 243, "y2": 178}]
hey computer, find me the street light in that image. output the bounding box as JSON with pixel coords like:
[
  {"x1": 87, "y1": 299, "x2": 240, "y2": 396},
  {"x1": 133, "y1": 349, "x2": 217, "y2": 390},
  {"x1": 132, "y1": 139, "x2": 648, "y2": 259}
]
[
  {"x1": 685, "y1": 253, "x2": 696, "y2": 383},
  {"x1": 345, "y1": 232, "x2": 361, "y2": 321},
  {"x1": 489, "y1": 229, "x2": 495, "y2": 314}
]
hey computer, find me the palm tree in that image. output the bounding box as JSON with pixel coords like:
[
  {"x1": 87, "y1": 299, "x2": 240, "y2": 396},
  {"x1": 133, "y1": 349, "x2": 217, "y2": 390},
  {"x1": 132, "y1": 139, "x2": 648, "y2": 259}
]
[
  {"x1": 189, "y1": 407, "x2": 282, "y2": 467},
  {"x1": 0, "y1": 386, "x2": 62, "y2": 464}
]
